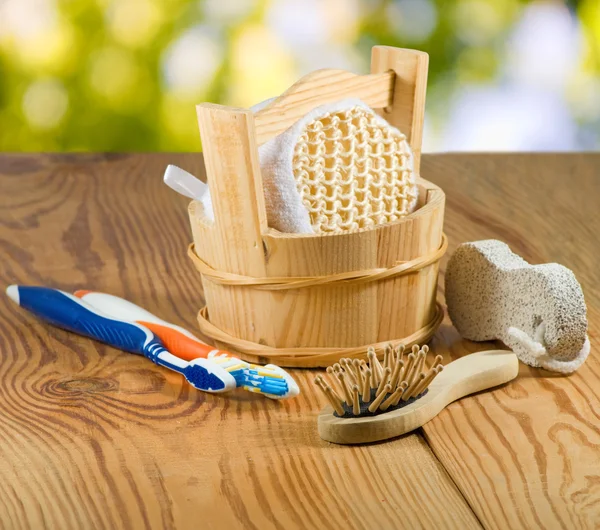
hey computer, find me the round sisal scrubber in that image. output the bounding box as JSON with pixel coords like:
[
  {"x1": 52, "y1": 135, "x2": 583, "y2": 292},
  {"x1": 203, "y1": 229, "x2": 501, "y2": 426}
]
[
  {"x1": 445, "y1": 240, "x2": 589, "y2": 374},
  {"x1": 259, "y1": 98, "x2": 418, "y2": 234}
]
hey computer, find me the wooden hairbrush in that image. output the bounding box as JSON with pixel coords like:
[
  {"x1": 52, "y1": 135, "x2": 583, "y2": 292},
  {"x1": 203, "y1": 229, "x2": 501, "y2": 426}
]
[{"x1": 314, "y1": 345, "x2": 518, "y2": 444}]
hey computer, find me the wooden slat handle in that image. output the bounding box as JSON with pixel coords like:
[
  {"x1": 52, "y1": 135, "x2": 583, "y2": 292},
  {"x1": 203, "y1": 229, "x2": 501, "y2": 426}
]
[
  {"x1": 253, "y1": 69, "x2": 395, "y2": 145},
  {"x1": 371, "y1": 46, "x2": 429, "y2": 173},
  {"x1": 196, "y1": 103, "x2": 267, "y2": 277}
]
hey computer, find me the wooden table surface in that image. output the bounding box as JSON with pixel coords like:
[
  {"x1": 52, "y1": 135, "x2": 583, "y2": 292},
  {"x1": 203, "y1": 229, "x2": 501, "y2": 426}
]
[{"x1": 0, "y1": 153, "x2": 598, "y2": 530}]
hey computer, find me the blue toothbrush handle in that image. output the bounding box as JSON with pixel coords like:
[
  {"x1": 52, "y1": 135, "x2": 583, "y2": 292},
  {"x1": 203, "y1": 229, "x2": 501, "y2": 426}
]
[
  {"x1": 10, "y1": 286, "x2": 167, "y2": 358},
  {"x1": 7, "y1": 286, "x2": 235, "y2": 393}
]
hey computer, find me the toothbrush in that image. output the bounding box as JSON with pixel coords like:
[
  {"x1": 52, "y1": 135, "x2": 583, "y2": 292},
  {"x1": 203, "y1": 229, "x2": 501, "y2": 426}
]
[
  {"x1": 74, "y1": 290, "x2": 300, "y2": 400},
  {"x1": 6, "y1": 285, "x2": 236, "y2": 393}
]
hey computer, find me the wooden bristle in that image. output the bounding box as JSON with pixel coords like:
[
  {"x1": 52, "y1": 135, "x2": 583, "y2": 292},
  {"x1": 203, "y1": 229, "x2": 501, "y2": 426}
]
[
  {"x1": 403, "y1": 353, "x2": 416, "y2": 383},
  {"x1": 392, "y1": 381, "x2": 409, "y2": 406},
  {"x1": 362, "y1": 368, "x2": 371, "y2": 401},
  {"x1": 384, "y1": 344, "x2": 394, "y2": 370},
  {"x1": 329, "y1": 371, "x2": 346, "y2": 402},
  {"x1": 408, "y1": 351, "x2": 426, "y2": 386},
  {"x1": 430, "y1": 355, "x2": 443, "y2": 371},
  {"x1": 326, "y1": 387, "x2": 345, "y2": 416},
  {"x1": 314, "y1": 375, "x2": 327, "y2": 395},
  {"x1": 395, "y1": 344, "x2": 405, "y2": 363},
  {"x1": 403, "y1": 373, "x2": 425, "y2": 401},
  {"x1": 392, "y1": 345, "x2": 399, "y2": 369},
  {"x1": 359, "y1": 361, "x2": 369, "y2": 379},
  {"x1": 352, "y1": 385, "x2": 360, "y2": 416},
  {"x1": 327, "y1": 380, "x2": 343, "y2": 403},
  {"x1": 396, "y1": 361, "x2": 406, "y2": 388},
  {"x1": 390, "y1": 359, "x2": 404, "y2": 389},
  {"x1": 412, "y1": 364, "x2": 444, "y2": 398},
  {"x1": 352, "y1": 359, "x2": 364, "y2": 388},
  {"x1": 374, "y1": 355, "x2": 384, "y2": 381},
  {"x1": 411, "y1": 372, "x2": 432, "y2": 399},
  {"x1": 337, "y1": 372, "x2": 352, "y2": 404},
  {"x1": 367, "y1": 349, "x2": 381, "y2": 385},
  {"x1": 369, "y1": 364, "x2": 377, "y2": 387},
  {"x1": 380, "y1": 384, "x2": 405, "y2": 411},
  {"x1": 340, "y1": 359, "x2": 356, "y2": 385},
  {"x1": 377, "y1": 367, "x2": 392, "y2": 395},
  {"x1": 314, "y1": 376, "x2": 345, "y2": 416},
  {"x1": 314, "y1": 375, "x2": 326, "y2": 396},
  {"x1": 368, "y1": 383, "x2": 392, "y2": 412},
  {"x1": 319, "y1": 344, "x2": 444, "y2": 419}
]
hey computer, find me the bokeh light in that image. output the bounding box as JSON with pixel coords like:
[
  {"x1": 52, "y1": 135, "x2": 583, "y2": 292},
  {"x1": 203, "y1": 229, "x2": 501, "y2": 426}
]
[
  {"x1": 0, "y1": 0, "x2": 598, "y2": 152},
  {"x1": 22, "y1": 78, "x2": 68, "y2": 130}
]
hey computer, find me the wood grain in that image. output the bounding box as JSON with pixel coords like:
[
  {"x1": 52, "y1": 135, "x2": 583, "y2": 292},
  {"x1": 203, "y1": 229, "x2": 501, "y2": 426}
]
[
  {"x1": 421, "y1": 153, "x2": 600, "y2": 530},
  {"x1": 1, "y1": 153, "x2": 599, "y2": 529},
  {"x1": 0, "y1": 153, "x2": 479, "y2": 530}
]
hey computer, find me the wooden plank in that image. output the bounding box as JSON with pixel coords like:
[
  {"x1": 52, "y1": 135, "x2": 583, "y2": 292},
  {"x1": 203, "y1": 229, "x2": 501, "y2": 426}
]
[
  {"x1": 194, "y1": 104, "x2": 276, "y2": 351},
  {"x1": 0, "y1": 153, "x2": 481, "y2": 530},
  {"x1": 420, "y1": 153, "x2": 600, "y2": 530},
  {"x1": 195, "y1": 103, "x2": 268, "y2": 276},
  {"x1": 371, "y1": 47, "x2": 429, "y2": 173}
]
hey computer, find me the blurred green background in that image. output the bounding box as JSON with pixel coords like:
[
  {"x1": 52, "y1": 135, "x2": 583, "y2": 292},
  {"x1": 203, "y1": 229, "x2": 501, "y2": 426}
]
[{"x1": 0, "y1": 0, "x2": 598, "y2": 152}]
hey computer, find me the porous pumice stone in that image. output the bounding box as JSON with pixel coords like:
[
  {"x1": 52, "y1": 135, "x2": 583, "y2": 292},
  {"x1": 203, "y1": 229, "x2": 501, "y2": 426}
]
[
  {"x1": 445, "y1": 240, "x2": 589, "y2": 374},
  {"x1": 258, "y1": 99, "x2": 418, "y2": 234}
]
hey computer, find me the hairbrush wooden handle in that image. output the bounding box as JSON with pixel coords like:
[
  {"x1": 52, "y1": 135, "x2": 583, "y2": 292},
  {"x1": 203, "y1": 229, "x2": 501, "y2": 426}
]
[{"x1": 317, "y1": 349, "x2": 519, "y2": 444}]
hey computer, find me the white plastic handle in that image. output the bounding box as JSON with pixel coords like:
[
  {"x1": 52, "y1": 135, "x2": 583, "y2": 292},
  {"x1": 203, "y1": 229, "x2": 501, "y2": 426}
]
[
  {"x1": 78, "y1": 291, "x2": 203, "y2": 342},
  {"x1": 163, "y1": 164, "x2": 207, "y2": 200}
]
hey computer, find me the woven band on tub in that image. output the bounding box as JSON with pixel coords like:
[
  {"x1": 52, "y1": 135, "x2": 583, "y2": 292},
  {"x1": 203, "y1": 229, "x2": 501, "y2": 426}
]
[
  {"x1": 196, "y1": 303, "x2": 444, "y2": 366},
  {"x1": 188, "y1": 233, "x2": 447, "y2": 291}
]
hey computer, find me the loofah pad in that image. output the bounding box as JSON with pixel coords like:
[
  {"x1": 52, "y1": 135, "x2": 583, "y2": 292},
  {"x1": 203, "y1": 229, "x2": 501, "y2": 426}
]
[
  {"x1": 291, "y1": 104, "x2": 417, "y2": 233},
  {"x1": 445, "y1": 240, "x2": 589, "y2": 374},
  {"x1": 259, "y1": 99, "x2": 418, "y2": 234}
]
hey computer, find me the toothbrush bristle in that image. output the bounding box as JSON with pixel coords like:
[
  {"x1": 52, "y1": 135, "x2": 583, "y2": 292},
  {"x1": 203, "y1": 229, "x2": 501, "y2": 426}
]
[
  {"x1": 216, "y1": 356, "x2": 294, "y2": 398},
  {"x1": 313, "y1": 344, "x2": 444, "y2": 418}
]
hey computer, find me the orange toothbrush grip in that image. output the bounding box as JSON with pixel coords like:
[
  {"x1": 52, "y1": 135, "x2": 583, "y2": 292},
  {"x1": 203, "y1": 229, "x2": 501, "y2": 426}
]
[{"x1": 140, "y1": 322, "x2": 215, "y2": 361}]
